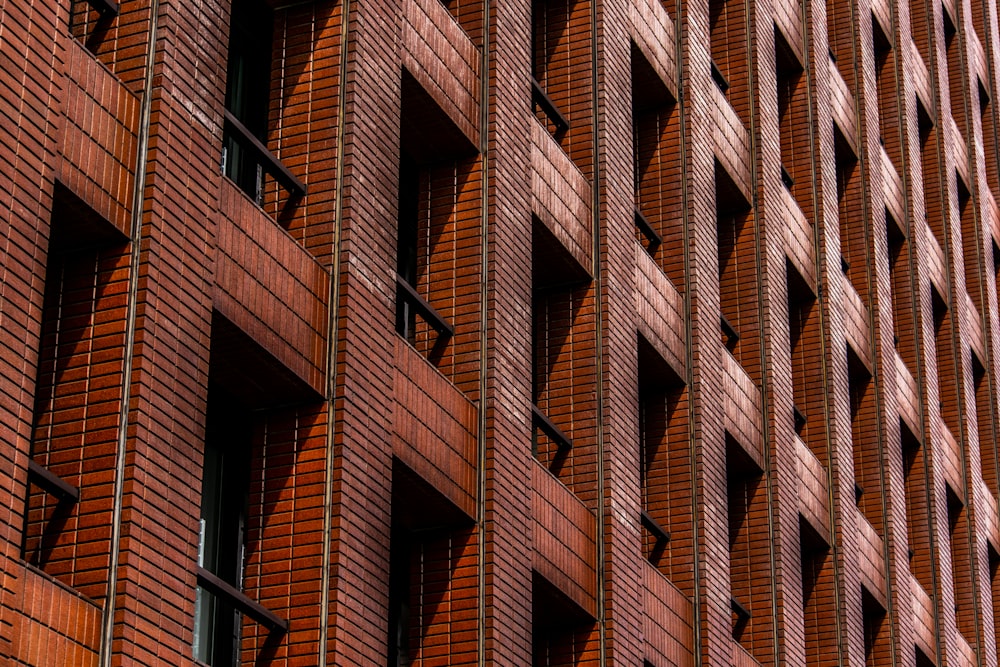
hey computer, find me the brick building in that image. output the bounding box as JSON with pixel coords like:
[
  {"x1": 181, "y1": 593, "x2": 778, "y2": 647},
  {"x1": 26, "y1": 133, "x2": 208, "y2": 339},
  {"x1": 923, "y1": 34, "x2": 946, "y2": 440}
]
[{"x1": 4, "y1": 0, "x2": 1000, "y2": 663}]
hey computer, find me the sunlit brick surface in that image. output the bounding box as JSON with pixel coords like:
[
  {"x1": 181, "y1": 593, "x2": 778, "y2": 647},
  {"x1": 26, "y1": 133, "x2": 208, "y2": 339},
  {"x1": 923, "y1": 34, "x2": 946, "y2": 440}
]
[{"x1": 4, "y1": 0, "x2": 1000, "y2": 664}]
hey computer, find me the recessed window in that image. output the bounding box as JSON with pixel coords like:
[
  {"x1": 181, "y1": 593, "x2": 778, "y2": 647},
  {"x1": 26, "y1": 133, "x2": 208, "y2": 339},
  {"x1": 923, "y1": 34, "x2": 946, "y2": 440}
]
[{"x1": 193, "y1": 391, "x2": 252, "y2": 666}]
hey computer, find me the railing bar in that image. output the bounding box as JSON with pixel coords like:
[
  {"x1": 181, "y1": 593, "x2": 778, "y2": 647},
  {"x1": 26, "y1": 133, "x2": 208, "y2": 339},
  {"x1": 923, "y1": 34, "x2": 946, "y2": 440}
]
[
  {"x1": 793, "y1": 405, "x2": 807, "y2": 433},
  {"x1": 27, "y1": 460, "x2": 80, "y2": 504},
  {"x1": 531, "y1": 77, "x2": 570, "y2": 134},
  {"x1": 780, "y1": 164, "x2": 795, "y2": 189},
  {"x1": 640, "y1": 510, "x2": 670, "y2": 544},
  {"x1": 634, "y1": 208, "x2": 662, "y2": 252},
  {"x1": 710, "y1": 60, "x2": 730, "y2": 92},
  {"x1": 531, "y1": 404, "x2": 573, "y2": 451},
  {"x1": 395, "y1": 274, "x2": 454, "y2": 338},
  {"x1": 196, "y1": 566, "x2": 288, "y2": 634},
  {"x1": 731, "y1": 595, "x2": 752, "y2": 620},
  {"x1": 720, "y1": 314, "x2": 740, "y2": 344},
  {"x1": 223, "y1": 110, "x2": 306, "y2": 198}
]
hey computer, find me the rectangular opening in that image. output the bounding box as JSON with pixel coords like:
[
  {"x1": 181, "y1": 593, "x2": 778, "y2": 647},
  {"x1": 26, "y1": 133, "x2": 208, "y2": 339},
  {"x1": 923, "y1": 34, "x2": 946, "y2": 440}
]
[
  {"x1": 69, "y1": 0, "x2": 118, "y2": 54},
  {"x1": 775, "y1": 26, "x2": 805, "y2": 202},
  {"x1": 531, "y1": 572, "x2": 597, "y2": 666},
  {"x1": 396, "y1": 72, "x2": 481, "y2": 386},
  {"x1": 957, "y1": 174, "x2": 983, "y2": 312},
  {"x1": 532, "y1": 219, "x2": 595, "y2": 500},
  {"x1": 709, "y1": 0, "x2": 750, "y2": 123},
  {"x1": 834, "y1": 125, "x2": 867, "y2": 301},
  {"x1": 193, "y1": 385, "x2": 256, "y2": 666},
  {"x1": 825, "y1": 0, "x2": 855, "y2": 87},
  {"x1": 532, "y1": 0, "x2": 594, "y2": 172},
  {"x1": 632, "y1": 43, "x2": 675, "y2": 260},
  {"x1": 223, "y1": 0, "x2": 306, "y2": 213},
  {"x1": 437, "y1": 0, "x2": 485, "y2": 44},
  {"x1": 862, "y1": 586, "x2": 887, "y2": 665},
  {"x1": 944, "y1": 8, "x2": 968, "y2": 138},
  {"x1": 932, "y1": 286, "x2": 960, "y2": 435},
  {"x1": 947, "y1": 485, "x2": 976, "y2": 641},
  {"x1": 918, "y1": 100, "x2": 946, "y2": 248},
  {"x1": 193, "y1": 313, "x2": 325, "y2": 663},
  {"x1": 901, "y1": 419, "x2": 933, "y2": 590},
  {"x1": 988, "y1": 543, "x2": 1000, "y2": 660},
  {"x1": 887, "y1": 208, "x2": 916, "y2": 370},
  {"x1": 972, "y1": 351, "x2": 997, "y2": 496},
  {"x1": 979, "y1": 78, "x2": 1000, "y2": 197},
  {"x1": 727, "y1": 434, "x2": 765, "y2": 656},
  {"x1": 848, "y1": 346, "x2": 881, "y2": 527},
  {"x1": 632, "y1": 45, "x2": 684, "y2": 287},
  {"x1": 716, "y1": 162, "x2": 759, "y2": 380},
  {"x1": 909, "y1": 0, "x2": 932, "y2": 62},
  {"x1": 387, "y1": 460, "x2": 476, "y2": 666},
  {"x1": 22, "y1": 191, "x2": 129, "y2": 606},
  {"x1": 787, "y1": 260, "x2": 820, "y2": 453},
  {"x1": 872, "y1": 14, "x2": 896, "y2": 152},
  {"x1": 800, "y1": 516, "x2": 834, "y2": 665},
  {"x1": 638, "y1": 336, "x2": 686, "y2": 578}
]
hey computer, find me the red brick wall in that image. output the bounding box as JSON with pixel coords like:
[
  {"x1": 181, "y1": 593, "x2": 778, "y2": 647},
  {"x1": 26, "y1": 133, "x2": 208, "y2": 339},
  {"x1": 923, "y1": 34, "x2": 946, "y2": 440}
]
[{"x1": 7, "y1": 0, "x2": 1000, "y2": 663}]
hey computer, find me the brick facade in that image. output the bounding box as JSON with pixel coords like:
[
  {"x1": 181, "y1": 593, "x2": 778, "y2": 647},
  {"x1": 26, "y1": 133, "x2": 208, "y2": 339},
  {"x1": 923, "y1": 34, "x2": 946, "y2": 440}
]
[{"x1": 4, "y1": 0, "x2": 1000, "y2": 664}]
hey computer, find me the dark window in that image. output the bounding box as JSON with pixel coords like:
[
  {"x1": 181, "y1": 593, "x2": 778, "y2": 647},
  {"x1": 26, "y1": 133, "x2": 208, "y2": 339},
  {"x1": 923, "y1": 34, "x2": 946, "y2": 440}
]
[
  {"x1": 193, "y1": 391, "x2": 252, "y2": 666},
  {"x1": 223, "y1": 0, "x2": 274, "y2": 203}
]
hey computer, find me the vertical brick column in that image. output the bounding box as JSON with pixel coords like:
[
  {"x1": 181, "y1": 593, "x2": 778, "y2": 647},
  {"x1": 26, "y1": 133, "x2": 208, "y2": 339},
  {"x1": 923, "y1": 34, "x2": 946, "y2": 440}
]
[
  {"x1": 103, "y1": 0, "x2": 225, "y2": 661},
  {"x1": 322, "y1": 0, "x2": 398, "y2": 662},
  {"x1": 480, "y1": 0, "x2": 535, "y2": 662},
  {"x1": 675, "y1": 0, "x2": 735, "y2": 660},
  {"x1": 595, "y1": 0, "x2": 645, "y2": 663},
  {"x1": 0, "y1": 0, "x2": 66, "y2": 660},
  {"x1": 803, "y1": 0, "x2": 866, "y2": 660}
]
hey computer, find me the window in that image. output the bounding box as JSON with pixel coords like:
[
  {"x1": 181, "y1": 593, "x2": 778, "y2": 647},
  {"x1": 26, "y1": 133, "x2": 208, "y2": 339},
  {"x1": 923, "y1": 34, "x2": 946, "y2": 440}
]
[
  {"x1": 531, "y1": 0, "x2": 594, "y2": 170},
  {"x1": 834, "y1": 124, "x2": 866, "y2": 299},
  {"x1": 861, "y1": 587, "x2": 887, "y2": 665},
  {"x1": 22, "y1": 187, "x2": 128, "y2": 604},
  {"x1": 932, "y1": 287, "x2": 960, "y2": 434},
  {"x1": 709, "y1": 0, "x2": 748, "y2": 107},
  {"x1": 872, "y1": 15, "x2": 894, "y2": 149},
  {"x1": 944, "y1": 8, "x2": 968, "y2": 138},
  {"x1": 193, "y1": 384, "x2": 287, "y2": 665},
  {"x1": 886, "y1": 208, "x2": 916, "y2": 367},
  {"x1": 531, "y1": 217, "x2": 594, "y2": 495},
  {"x1": 637, "y1": 336, "x2": 685, "y2": 570},
  {"x1": 223, "y1": 0, "x2": 273, "y2": 202},
  {"x1": 787, "y1": 260, "x2": 817, "y2": 445},
  {"x1": 193, "y1": 389, "x2": 252, "y2": 666},
  {"x1": 800, "y1": 517, "x2": 832, "y2": 664},
  {"x1": 631, "y1": 44, "x2": 683, "y2": 286},
  {"x1": 775, "y1": 27, "x2": 804, "y2": 197},
  {"x1": 631, "y1": 44, "x2": 674, "y2": 258},
  {"x1": 222, "y1": 0, "x2": 305, "y2": 206},
  {"x1": 947, "y1": 485, "x2": 976, "y2": 641},
  {"x1": 716, "y1": 161, "x2": 757, "y2": 373},
  {"x1": 901, "y1": 419, "x2": 932, "y2": 588},
  {"x1": 848, "y1": 346, "x2": 879, "y2": 525}
]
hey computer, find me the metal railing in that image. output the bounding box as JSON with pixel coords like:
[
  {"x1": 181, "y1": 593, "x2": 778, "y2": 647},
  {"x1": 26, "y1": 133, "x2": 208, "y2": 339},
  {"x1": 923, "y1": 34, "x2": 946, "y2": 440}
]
[
  {"x1": 196, "y1": 567, "x2": 288, "y2": 635},
  {"x1": 28, "y1": 459, "x2": 79, "y2": 504},
  {"x1": 634, "y1": 208, "x2": 662, "y2": 253},
  {"x1": 531, "y1": 404, "x2": 573, "y2": 451},
  {"x1": 531, "y1": 77, "x2": 570, "y2": 135},
  {"x1": 395, "y1": 273, "x2": 454, "y2": 343},
  {"x1": 223, "y1": 109, "x2": 307, "y2": 201}
]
